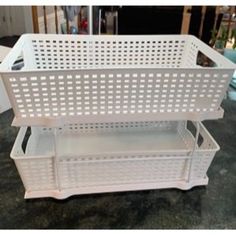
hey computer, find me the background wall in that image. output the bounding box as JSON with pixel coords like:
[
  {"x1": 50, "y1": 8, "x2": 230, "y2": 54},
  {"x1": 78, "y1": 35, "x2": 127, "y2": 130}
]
[{"x1": 0, "y1": 6, "x2": 33, "y2": 37}]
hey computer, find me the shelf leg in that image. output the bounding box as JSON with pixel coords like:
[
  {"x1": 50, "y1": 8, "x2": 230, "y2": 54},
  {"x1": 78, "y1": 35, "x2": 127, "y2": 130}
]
[
  {"x1": 53, "y1": 127, "x2": 61, "y2": 191},
  {"x1": 187, "y1": 122, "x2": 200, "y2": 183}
]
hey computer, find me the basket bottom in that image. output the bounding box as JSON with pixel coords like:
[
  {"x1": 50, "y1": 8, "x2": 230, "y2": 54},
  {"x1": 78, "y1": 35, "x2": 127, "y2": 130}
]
[
  {"x1": 24, "y1": 177, "x2": 209, "y2": 199},
  {"x1": 28, "y1": 128, "x2": 192, "y2": 156}
]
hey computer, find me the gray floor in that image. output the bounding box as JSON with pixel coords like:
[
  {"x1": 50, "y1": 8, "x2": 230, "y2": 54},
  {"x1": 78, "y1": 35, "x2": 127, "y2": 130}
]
[{"x1": 0, "y1": 99, "x2": 236, "y2": 229}]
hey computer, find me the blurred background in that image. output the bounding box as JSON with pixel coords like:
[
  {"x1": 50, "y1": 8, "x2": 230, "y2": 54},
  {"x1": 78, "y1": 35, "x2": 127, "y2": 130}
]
[{"x1": 0, "y1": 6, "x2": 235, "y2": 46}]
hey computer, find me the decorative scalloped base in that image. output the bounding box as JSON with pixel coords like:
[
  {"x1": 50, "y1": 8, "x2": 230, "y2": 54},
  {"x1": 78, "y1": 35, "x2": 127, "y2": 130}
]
[{"x1": 24, "y1": 177, "x2": 209, "y2": 199}]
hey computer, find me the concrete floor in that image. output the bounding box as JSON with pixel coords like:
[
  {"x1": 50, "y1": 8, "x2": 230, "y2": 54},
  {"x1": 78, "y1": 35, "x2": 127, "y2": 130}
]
[{"x1": 0, "y1": 99, "x2": 235, "y2": 229}]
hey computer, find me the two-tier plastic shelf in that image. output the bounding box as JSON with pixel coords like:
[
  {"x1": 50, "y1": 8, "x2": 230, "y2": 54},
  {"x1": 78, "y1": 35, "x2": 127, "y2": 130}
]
[{"x1": 0, "y1": 34, "x2": 235, "y2": 199}]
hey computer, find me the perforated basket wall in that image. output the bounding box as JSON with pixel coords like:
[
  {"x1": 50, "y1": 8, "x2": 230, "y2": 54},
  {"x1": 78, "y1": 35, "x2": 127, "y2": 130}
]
[{"x1": 0, "y1": 34, "x2": 235, "y2": 126}]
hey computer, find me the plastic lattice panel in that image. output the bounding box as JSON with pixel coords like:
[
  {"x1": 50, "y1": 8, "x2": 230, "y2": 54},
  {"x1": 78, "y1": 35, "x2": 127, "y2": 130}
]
[
  {"x1": 31, "y1": 37, "x2": 186, "y2": 69},
  {"x1": 6, "y1": 69, "x2": 231, "y2": 123}
]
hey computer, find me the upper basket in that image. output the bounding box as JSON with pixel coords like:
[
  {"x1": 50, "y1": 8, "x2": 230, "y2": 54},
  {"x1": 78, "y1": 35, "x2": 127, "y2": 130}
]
[{"x1": 0, "y1": 34, "x2": 235, "y2": 127}]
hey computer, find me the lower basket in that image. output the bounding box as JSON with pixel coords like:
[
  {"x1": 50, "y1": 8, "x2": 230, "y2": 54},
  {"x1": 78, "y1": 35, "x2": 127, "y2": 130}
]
[{"x1": 11, "y1": 121, "x2": 219, "y2": 199}]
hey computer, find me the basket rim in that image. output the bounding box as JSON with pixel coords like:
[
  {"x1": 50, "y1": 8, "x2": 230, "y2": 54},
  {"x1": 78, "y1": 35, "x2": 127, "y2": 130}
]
[{"x1": 0, "y1": 33, "x2": 235, "y2": 73}]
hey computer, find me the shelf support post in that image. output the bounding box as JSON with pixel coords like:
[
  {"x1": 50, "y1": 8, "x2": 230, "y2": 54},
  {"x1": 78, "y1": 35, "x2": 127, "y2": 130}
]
[
  {"x1": 187, "y1": 121, "x2": 200, "y2": 183},
  {"x1": 53, "y1": 127, "x2": 61, "y2": 191}
]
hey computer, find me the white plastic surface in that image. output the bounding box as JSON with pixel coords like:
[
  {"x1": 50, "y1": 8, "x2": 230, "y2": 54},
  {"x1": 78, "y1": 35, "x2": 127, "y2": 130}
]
[
  {"x1": 11, "y1": 121, "x2": 219, "y2": 199},
  {"x1": 0, "y1": 34, "x2": 235, "y2": 126}
]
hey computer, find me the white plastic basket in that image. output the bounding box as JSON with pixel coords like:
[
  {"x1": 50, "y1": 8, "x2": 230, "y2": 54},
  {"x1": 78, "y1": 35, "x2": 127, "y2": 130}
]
[
  {"x1": 11, "y1": 121, "x2": 219, "y2": 199},
  {"x1": 0, "y1": 34, "x2": 235, "y2": 126},
  {"x1": 1, "y1": 34, "x2": 233, "y2": 199}
]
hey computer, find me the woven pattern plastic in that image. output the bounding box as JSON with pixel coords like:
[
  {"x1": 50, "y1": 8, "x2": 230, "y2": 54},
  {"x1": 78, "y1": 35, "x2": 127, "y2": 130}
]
[{"x1": 31, "y1": 36, "x2": 186, "y2": 69}]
